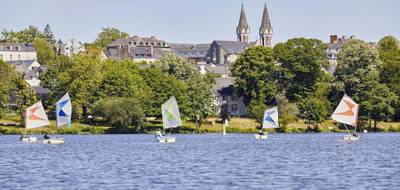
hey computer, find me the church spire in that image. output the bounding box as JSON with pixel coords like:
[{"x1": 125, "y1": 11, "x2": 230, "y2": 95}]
[
  {"x1": 259, "y1": 2, "x2": 273, "y2": 47},
  {"x1": 236, "y1": 3, "x2": 250, "y2": 43}
]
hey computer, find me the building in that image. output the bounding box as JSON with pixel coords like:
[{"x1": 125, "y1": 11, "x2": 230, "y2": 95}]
[
  {"x1": 207, "y1": 2, "x2": 273, "y2": 65},
  {"x1": 59, "y1": 39, "x2": 85, "y2": 57},
  {"x1": 105, "y1": 35, "x2": 171, "y2": 63},
  {"x1": 213, "y1": 77, "x2": 247, "y2": 116},
  {"x1": 171, "y1": 43, "x2": 210, "y2": 63},
  {"x1": 6, "y1": 60, "x2": 46, "y2": 87},
  {"x1": 0, "y1": 43, "x2": 37, "y2": 62},
  {"x1": 207, "y1": 40, "x2": 250, "y2": 65}
]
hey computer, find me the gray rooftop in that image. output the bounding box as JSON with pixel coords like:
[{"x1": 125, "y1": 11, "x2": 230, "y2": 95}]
[
  {"x1": 0, "y1": 43, "x2": 36, "y2": 52},
  {"x1": 214, "y1": 41, "x2": 249, "y2": 55}
]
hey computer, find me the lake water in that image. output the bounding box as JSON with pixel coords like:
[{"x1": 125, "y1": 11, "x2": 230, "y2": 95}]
[{"x1": 1, "y1": 133, "x2": 400, "y2": 190}]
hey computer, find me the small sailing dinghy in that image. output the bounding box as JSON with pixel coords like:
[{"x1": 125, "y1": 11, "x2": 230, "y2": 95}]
[
  {"x1": 43, "y1": 93, "x2": 72, "y2": 144},
  {"x1": 156, "y1": 96, "x2": 182, "y2": 143},
  {"x1": 331, "y1": 94, "x2": 360, "y2": 142},
  {"x1": 255, "y1": 106, "x2": 279, "y2": 140},
  {"x1": 21, "y1": 101, "x2": 50, "y2": 143}
]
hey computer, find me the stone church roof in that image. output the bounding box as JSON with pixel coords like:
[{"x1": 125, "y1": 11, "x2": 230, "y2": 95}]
[
  {"x1": 236, "y1": 4, "x2": 250, "y2": 34},
  {"x1": 260, "y1": 3, "x2": 273, "y2": 35}
]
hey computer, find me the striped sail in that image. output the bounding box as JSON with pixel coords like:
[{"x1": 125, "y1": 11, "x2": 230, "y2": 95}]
[
  {"x1": 162, "y1": 96, "x2": 182, "y2": 129},
  {"x1": 331, "y1": 95, "x2": 359, "y2": 127},
  {"x1": 262, "y1": 106, "x2": 279, "y2": 129},
  {"x1": 25, "y1": 101, "x2": 49, "y2": 129},
  {"x1": 56, "y1": 93, "x2": 72, "y2": 128}
]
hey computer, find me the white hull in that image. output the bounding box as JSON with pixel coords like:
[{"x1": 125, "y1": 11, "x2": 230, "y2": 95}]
[
  {"x1": 343, "y1": 135, "x2": 360, "y2": 142},
  {"x1": 21, "y1": 137, "x2": 37, "y2": 143},
  {"x1": 254, "y1": 134, "x2": 268, "y2": 140},
  {"x1": 156, "y1": 136, "x2": 176, "y2": 143},
  {"x1": 43, "y1": 138, "x2": 65, "y2": 144}
]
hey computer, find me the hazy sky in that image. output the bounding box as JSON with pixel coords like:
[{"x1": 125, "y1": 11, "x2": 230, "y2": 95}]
[{"x1": 0, "y1": 0, "x2": 399, "y2": 44}]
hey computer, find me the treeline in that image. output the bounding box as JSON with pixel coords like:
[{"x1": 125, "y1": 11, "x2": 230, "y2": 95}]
[
  {"x1": 0, "y1": 25, "x2": 214, "y2": 131},
  {"x1": 232, "y1": 37, "x2": 400, "y2": 131}
]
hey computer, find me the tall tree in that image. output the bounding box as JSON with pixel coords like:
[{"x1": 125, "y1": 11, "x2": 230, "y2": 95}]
[
  {"x1": 274, "y1": 38, "x2": 328, "y2": 102},
  {"x1": 153, "y1": 53, "x2": 197, "y2": 80},
  {"x1": 336, "y1": 39, "x2": 397, "y2": 126},
  {"x1": 43, "y1": 24, "x2": 56, "y2": 45},
  {"x1": 141, "y1": 67, "x2": 187, "y2": 117},
  {"x1": 33, "y1": 38, "x2": 57, "y2": 65},
  {"x1": 183, "y1": 75, "x2": 214, "y2": 132},
  {"x1": 377, "y1": 36, "x2": 400, "y2": 120},
  {"x1": 93, "y1": 27, "x2": 128, "y2": 48},
  {"x1": 231, "y1": 46, "x2": 280, "y2": 105}
]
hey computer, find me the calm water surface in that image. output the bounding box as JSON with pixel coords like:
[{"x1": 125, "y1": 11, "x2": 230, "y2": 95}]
[{"x1": 1, "y1": 133, "x2": 400, "y2": 190}]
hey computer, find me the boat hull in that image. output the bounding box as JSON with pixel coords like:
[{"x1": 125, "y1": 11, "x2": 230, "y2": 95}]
[
  {"x1": 43, "y1": 138, "x2": 65, "y2": 144},
  {"x1": 254, "y1": 134, "x2": 268, "y2": 140},
  {"x1": 343, "y1": 135, "x2": 360, "y2": 142},
  {"x1": 21, "y1": 137, "x2": 37, "y2": 143},
  {"x1": 156, "y1": 136, "x2": 176, "y2": 143}
]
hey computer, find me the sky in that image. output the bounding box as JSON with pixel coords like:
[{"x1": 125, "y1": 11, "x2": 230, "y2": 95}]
[{"x1": 0, "y1": 0, "x2": 399, "y2": 44}]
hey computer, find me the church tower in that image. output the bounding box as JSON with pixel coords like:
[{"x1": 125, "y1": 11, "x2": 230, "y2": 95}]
[
  {"x1": 259, "y1": 2, "x2": 273, "y2": 47},
  {"x1": 236, "y1": 4, "x2": 250, "y2": 43}
]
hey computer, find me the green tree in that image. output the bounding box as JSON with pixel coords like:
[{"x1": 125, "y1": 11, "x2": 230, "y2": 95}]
[
  {"x1": 377, "y1": 36, "x2": 400, "y2": 120},
  {"x1": 1, "y1": 25, "x2": 45, "y2": 43},
  {"x1": 99, "y1": 59, "x2": 150, "y2": 102},
  {"x1": 231, "y1": 46, "x2": 280, "y2": 105},
  {"x1": 153, "y1": 53, "x2": 197, "y2": 80},
  {"x1": 275, "y1": 95, "x2": 299, "y2": 131},
  {"x1": 335, "y1": 39, "x2": 397, "y2": 126},
  {"x1": 299, "y1": 96, "x2": 329, "y2": 132},
  {"x1": 274, "y1": 38, "x2": 328, "y2": 102},
  {"x1": 141, "y1": 67, "x2": 187, "y2": 117},
  {"x1": 184, "y1": 75, "x2": 214, "y2": 132},
  {"x1": 93, "y1": 97, "x2": 144, "y2": 131},
  {"x1": 33, "y1": 38, "x2": 57, "y2": 65},
  {"x1": 43, "y1": 24, "x2": 56, "y2": 45},
  {"x1": 93, "y1": 27, "x2": 128, "y2": 48},
  {"x1": 0, "y1": 60, "x2": 36, "y2": 119},
  {"x1": 248, "y1": 99, "x2": 267, "y2": 127}
]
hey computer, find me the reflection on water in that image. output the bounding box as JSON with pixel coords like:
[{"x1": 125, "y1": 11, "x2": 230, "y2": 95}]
[{"x1": 1, "y1": 133, "x2": 400, "y2": 189}]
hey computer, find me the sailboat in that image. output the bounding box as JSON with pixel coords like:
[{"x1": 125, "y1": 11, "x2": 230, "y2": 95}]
[
  {"x1": 331, "y1": 94, "x2": 360, "y2": 141},
  {"x1": 156, "y1": 96, "x2": 182, "y2": 143},
  {"x1": 255, "y1": 106, "x2": 279, "y2": 140},
  {"x1": 43, "y1": 93, "x2": 72, "y2": 144},
  {"x1": 21, "y1": 101, "x2": 50, "y2": 143}
]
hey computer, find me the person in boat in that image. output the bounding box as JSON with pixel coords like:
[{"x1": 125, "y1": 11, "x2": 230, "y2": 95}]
[
  {"x1": 155, "y1": 129, "x2": 164, "y2": 139},
  {"x1": 352, "y1": 133, "x2": 358, "y2": 137},
  {"x1": 258, "y1": 130, "x2": 265, "y2": 136},
  {"x1": 43, "y1": 133, "x2": 50, "y2": 139},
  {"x1": 19, "y1": 134, "x2": 25, "y2": 140}
]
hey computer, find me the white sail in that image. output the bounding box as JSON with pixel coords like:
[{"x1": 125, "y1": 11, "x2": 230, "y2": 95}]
[
  {"x1": 331, "y1": 95, "x2": 359, "y2": 127},
  {"x1": 26, "y1": 101, "x2": 50, "y2": 129},
  {"x1": 262, "y1": 106, "x2": 279, "y2": 129},
  {"x1": 162, "y1": 96, "x2": 182, "y2": 129},
  {"x1": 56, "y1": 92, "x2": 72, "y2": 128}
]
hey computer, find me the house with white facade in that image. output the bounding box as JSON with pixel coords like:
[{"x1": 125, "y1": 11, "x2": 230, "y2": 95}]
[{"x1": 0, "y1": 43, "x2": 37, "y2": 62}]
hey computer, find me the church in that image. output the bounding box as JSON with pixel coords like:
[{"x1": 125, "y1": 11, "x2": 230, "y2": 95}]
[{"x1": 207, "y1": 2, "x2": 273, "y2": 66}]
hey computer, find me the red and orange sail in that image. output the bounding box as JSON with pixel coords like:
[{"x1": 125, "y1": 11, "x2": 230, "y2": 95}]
[{"x1": 331, "y1": 95, "x2": 359, "y2": 127}]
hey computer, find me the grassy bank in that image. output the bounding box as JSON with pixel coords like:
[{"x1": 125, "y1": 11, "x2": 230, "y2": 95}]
[{"x1": 1, "y1": 117, "x2": 400, "y2": 135}]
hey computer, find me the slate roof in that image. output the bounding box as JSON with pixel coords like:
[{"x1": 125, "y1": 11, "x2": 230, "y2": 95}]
[
  {"x1": 214, "y1": 41, "x2": 249, "y2": 54},
  {"x1": 214, "y1": 77, "x2": 235, "y2": 96},
  {"x1": 7, "y1": 60, "x2": 38, "y2": 73},
  {"x1": 0, "y1": 43, "x2": 36, "y2": 52},
  {"x1": 236, "y1": 4, "x2": 250, "y2": 33},
  {"x1": 130, "y1": 47, "x2": 166, "y2": 59},
  {"x1": 32, "y1": 86, "x2": 49, "y2": 95},
  {"x1": 171, "y1": 43, "x2": 210, "y2": 59},
  {"x1": 109, "y1": 36, "x2": 170, "y2": 47}
]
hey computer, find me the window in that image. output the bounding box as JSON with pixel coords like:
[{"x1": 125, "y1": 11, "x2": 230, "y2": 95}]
[
  {"x1": 18, "y1": 55, "x2": 21, "y2": 60},
  {"x1": 10, "y1": 55, "x2": 12, "y2": 61},
  {"x1": 0, "y1": 54, "x2": 2, "y2": 60},
  {"x1": 231, "y1": 94, "x2": 238, "y2": 101}
]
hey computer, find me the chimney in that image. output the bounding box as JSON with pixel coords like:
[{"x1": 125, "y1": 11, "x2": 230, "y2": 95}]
[{"x1": 330, "y1": 35, "x2": 338, "y2": 44}]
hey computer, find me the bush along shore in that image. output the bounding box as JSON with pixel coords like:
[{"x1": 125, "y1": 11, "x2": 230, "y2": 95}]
[{"x1": 1, "y1": 118, "x2": 400, "y2": 135}]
